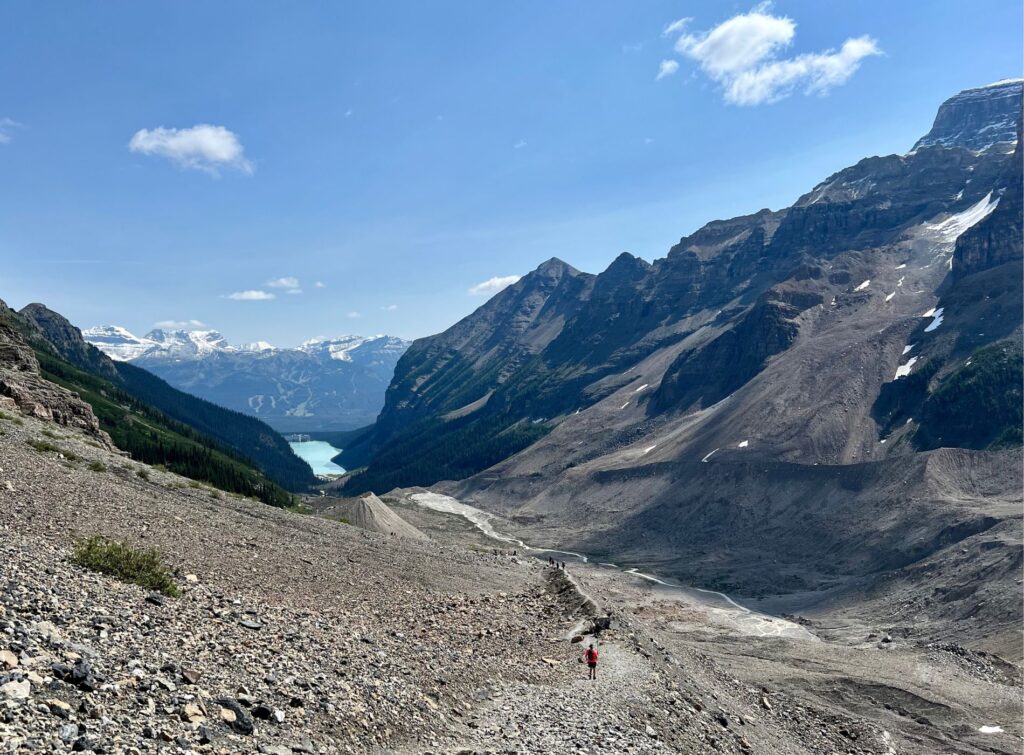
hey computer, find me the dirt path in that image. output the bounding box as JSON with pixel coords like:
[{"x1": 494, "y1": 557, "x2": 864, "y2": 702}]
[{"x1": 439, "y1": 627, "x2": 676, "y2": 754}]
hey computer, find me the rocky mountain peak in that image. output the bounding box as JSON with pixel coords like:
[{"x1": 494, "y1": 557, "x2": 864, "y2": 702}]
[
  {"x1": 912, "y1": 78, "x2": 1022, "y2": 153},
  {"x1": 532, "y1": 256, "x2": 579, "y2": 279},
  {"x1": 0, "y1": 305, "x2": 111, "y2": 443},
  {"x1": 19, "y1": 304, "x2": 118, "y2": 379}
]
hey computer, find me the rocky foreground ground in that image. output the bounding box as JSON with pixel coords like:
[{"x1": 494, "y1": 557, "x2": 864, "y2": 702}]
[{"x1": 1, "y1": 408, "x2": 1021, "y2": 754}]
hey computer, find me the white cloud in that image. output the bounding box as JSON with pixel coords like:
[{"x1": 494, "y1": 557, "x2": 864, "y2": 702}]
[
  {"x1": 266, "y1": 276, "x2": 299, "y2": 289},
  {"x1": 513, "y1": 139, "x2": 527, "y2": 149},
  {"x1": 314, "y1": 281, "x2": 326, "y2": 288},
  {"x1": 154, "y1": 319, "x2": 206, "y2": 329},
  {"x1": 344, "y1": 109, "x2": 354, "y2": 118},
  {"x1": 381, "y1": 304, "x2": 398, "y2": 311},
  {"x1": 723, "y1": 36, "x2": 880, "y2": 105},
  {"x1": 266, "y1": 276, "x2": 302, "y2": 295},
  {"x1": 129, "y1": 124, "x2": 254, "y2": 176},
  {"x1": 664, "y1": 2, "x2": 880, "y2": 105},
  {"x1": 0, "y1": 117, "x2": 21, "y2": 144},
  {"x1": 662, "y1": 17, "x2": 691, "y2": 37},
  {"x1": 656, "y1": 59, "x2": 680, "y2": 81},
  {"x1": 346, "y1": 311, "x2": 362, "y2": 319},
  {"x1": 468, "y1": 275, "x2": 521, "y2": 296},
  {"x1": 226, "y1": 290, "x2": 275, "y2": 301}
]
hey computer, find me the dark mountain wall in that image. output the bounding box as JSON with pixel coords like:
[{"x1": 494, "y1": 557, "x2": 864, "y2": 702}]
[{"x1": 343, "y1": 81, "x2": 1022, "y2": 495}]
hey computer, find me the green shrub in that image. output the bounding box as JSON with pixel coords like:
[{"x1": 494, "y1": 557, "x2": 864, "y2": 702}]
[
  {"x1": 136, "y1": 468, "x2": 150, "y2": 481},
  {"x1": 41, "y1": 428, "x2": 58, "y2": 439},
  {"x1": 27, "y1": 439, "x2": 80, "y2": 461},
  {"x1": 28, "y1": 439, "x2": 60, "y2": 453},
  {"x1": 87, "y1": 461, "x2": 105, "y2": 472},
  {"x1": 0, "y1": 410, "x2": 22, "y2": 425},
  {"x1": 71, "y1": 536, "x2": 180, "y2": 597}
]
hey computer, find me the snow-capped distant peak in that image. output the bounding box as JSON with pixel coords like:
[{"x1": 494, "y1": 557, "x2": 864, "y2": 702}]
[
  {"x1": 85, "y1": 327, "x2": 410, "y2": 365},
  {"x1": 82, "y1": 325, "x2": 157, "y2": 361},
  {"x1": 298, "y1": 334, "x2": 411, "y2": 363},
  {"x1": 238, "y1": 340, "x2": 276, "y2": 353},
  {"x1": 143, "y1": 328, "x2": 231, "y2": 356}
]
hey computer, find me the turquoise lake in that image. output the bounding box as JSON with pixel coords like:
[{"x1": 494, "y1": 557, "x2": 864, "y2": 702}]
[{"x1": 289, "y1": 440, "x2": 346, "y2": 476}]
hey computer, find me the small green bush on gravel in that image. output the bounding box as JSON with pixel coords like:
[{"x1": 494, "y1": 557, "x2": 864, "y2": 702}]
[
  {"x1": 27, "y1": 439, "x2": 80, "y2": 461},
  {"x1": 87, "y1": 461, "x2": 105, "y2": 472},
  {"x1": 71, "y1": 536, "x2": 180, "y2": 597}
]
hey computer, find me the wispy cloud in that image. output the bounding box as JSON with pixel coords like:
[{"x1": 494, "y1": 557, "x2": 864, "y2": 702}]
[
  {"x1": 129, "y1": 124, "x2": 254, "y2": 176},
  {"x1": 468, "y1": 275, "x2": 521, "y2": 296},
  {"x1": 381, "y1": 304, "x2": 398, "y2": 311},
  {"x1": 0, "y1": 117, "x2": 22, "y2": 145},
  {"x1": 226, "y1": 290, "x2": 275, "y2": 301},
  {"x1": 662, "y1": 17, "x2": 691, "y2": 37},
  {"x1": 314, "y1": 281, "x2": 326, "y2": 288},
  {"x1": 267, "y1": 276, "x2": 302, "y2": 295},
  {"x1": 662, "y1": 2, "x2": 880, "y2": 105},
  {"x1": 656, "y1": 59, "x2": 680, "y2": 81},
  {"x1": 346, "y1": 311, "x2": 362, "y2": 319},
  {"x1": 267, "y1": 276, "x2": 299, "y2": 289},
  {"x1": 154, "y1": 319, "x2": 206, "y2": 329},
  {"x1": 513, "y1": 139, "x2": 527, "y2": 150}
]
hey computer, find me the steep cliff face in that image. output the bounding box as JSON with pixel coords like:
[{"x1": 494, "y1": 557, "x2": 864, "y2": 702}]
[
  {"x1": 952, "y1": 115, "x2": 1023, "y2": 278},
  {"x1": 651, "y1": 293, "x2": 815, "y2": 413},
  {"x1": 0, "y1": 303, "x2": 110, "y2": 443},
  {"x1": 20, "y1": 303, "x2": 120, "y2": 380},
  {"x1": 912, "y1": 79, "x2": 1022, "y2": 152}
]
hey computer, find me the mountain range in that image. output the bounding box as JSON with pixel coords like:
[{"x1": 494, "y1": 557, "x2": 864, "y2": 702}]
[
  {"x1": 338, "y1": 80, "x2": 1023, "y2": 652},
  {"x1": 84, "y1": 326, "x2": 410, "y2": 432},
  {"x1": 1, "y1": 302, "x2": 315, "y2": 502}
]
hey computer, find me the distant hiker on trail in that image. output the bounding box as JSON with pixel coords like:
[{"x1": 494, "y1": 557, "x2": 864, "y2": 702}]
[{"x1": 583, "y1": 644, "x2": 598, "y2": 679}]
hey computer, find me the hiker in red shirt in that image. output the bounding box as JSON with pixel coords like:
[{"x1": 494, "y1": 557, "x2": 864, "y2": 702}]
[{"x1": 583, "y1": 643, "x2": 598, "y2": 680}]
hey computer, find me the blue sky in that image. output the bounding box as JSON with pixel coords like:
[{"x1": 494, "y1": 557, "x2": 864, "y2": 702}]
[{"x1": 1, "y1": 1, "x2": 1020, "y2": 344}]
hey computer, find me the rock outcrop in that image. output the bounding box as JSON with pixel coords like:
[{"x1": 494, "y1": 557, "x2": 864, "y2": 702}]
[
  {"x1": 952, "y1": 114, "x2": 1023, "y2": 278},
  {"x1": 912, "y1": 79, "x2": 1022, "y2": 152},
  {"x1": 0, "y1": 304, "x2": 110, "y2": 444}
]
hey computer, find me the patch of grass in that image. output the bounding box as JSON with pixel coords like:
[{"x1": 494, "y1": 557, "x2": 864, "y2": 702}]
[
  {"x1": 209, "y1": 490, "x2": 221, "y2": 499},
  {"x1": 136, "y1": 468, "x2": 150, "y2": 481},
  {"x1": 28, "y1": 438, "x2": 61, "y2": 453},
  {"x1": 87, "y1": 461, "x2": 105, "y2": 473},
  {"x1": 71, "y1": 536, "x2": 180, "y2": 597},
  {"x1": 27, "y1": 438, "x2": 81, "y2": 461},
  {"x1": 41, "y1": 428, "x2": 58, "y2": 439},
  {"x1": 0, "y1": 410, "x2": 22, "y2": 425}
]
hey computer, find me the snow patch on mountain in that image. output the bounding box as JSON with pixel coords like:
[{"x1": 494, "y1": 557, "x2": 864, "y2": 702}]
[{"x1": 927, "y1": 192, "x2": 1000, "y2": 242}]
